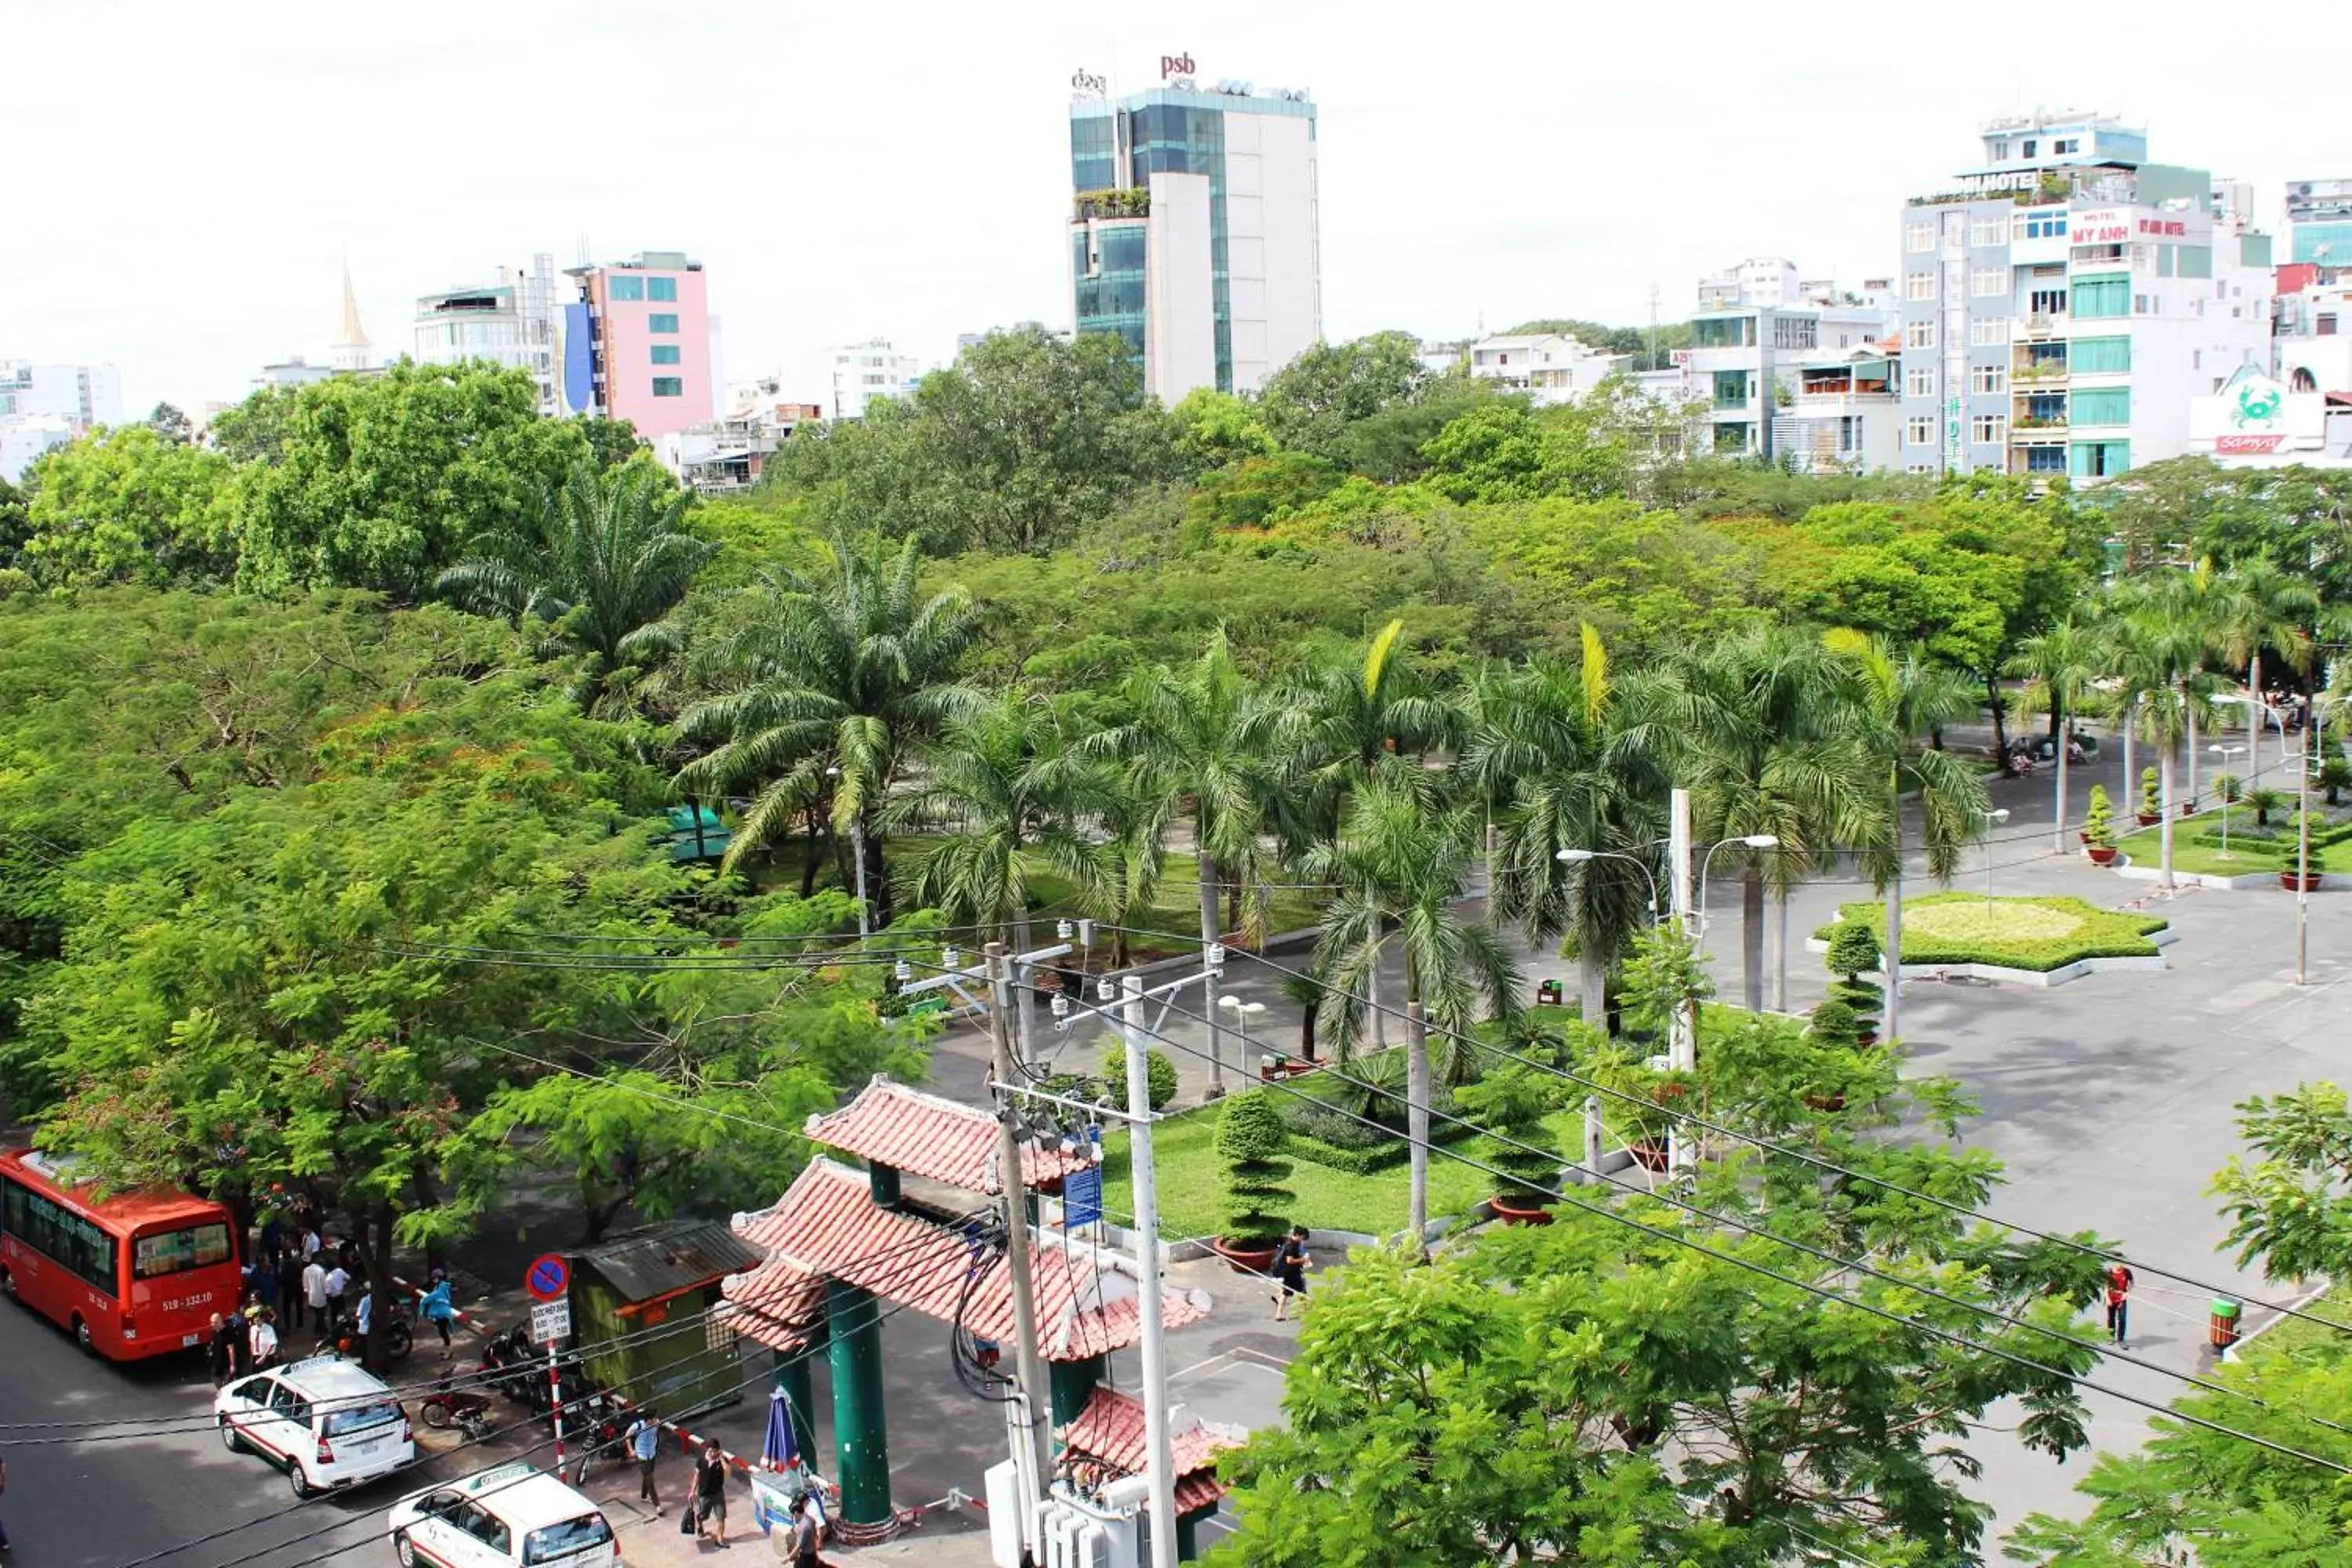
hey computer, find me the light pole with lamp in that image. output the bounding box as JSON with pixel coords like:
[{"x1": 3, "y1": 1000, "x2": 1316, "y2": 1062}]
[
  {"x1": 2209, "y1": 743, "x2": 2247, "y2": 860},
  {"x1": 1217, "y1": 995, "x2": 1270, "y2": 1079},
  {"x1": 824, "y1": 765, "x2": 871, "y2": 938},
  {"x1": 1555, "y1": 847, "x2": 1664, "y2": 1029},
  {"x1": 1978, "y1": 808, "x2": 2011, "y2": 909}
]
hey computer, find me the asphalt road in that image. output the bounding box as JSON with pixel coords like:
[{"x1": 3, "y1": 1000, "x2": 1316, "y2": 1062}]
[{"x1": 0, "y1": 1305, "x2": 514, "y2": 1568}]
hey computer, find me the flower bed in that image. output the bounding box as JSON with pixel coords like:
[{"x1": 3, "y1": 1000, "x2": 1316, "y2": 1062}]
[{"x1": 1815, "y1": 892, "x2": 2169, "y2": 973}]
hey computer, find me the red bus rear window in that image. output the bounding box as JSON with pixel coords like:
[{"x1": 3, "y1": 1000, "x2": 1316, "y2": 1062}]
[{"x1": 133, "y1": 1224, "x2": 234, "y2": 1279}]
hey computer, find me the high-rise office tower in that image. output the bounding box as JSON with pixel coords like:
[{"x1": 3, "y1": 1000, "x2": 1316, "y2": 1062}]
[
  {"x1": 1067, "y1": 64, "x2": 1321, "y2": 401},
  {"x1": 560, "y1": 250, "x2": 717, "y2": 439}
]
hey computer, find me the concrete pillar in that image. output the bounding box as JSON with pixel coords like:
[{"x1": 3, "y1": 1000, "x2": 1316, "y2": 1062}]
[
  {"x1": 775, "y1": 1348, "x2": 818, "y2": 1466},
  {"x1": 868, "y1": 1163, "x2": 902, "y2": 1210},
  {"x1": 825, "y1": 1279, "x2": 891, "y2": 1523},
  {"x1": 1177, "y1": 1508, "x2": 1209, "y2": 1561}
]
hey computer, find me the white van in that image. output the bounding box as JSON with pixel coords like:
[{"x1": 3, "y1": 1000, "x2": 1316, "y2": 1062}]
[
  {"x1": 387, "y1": 1462, "x2": 620, "y2": 1568},
  {"x1": 215, "y1": 1353, "x2": 416, "y2": 1499}
]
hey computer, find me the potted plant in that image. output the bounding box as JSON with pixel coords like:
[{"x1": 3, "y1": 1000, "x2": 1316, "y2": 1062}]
[
  {"x1": 1457, "y1": 1064, "x2": 1565, "y2": 1224},
  {"x1": 2083, "y1": 784, "x2": 2119, "y2": 866},
  {"x1": 1212, "y1": 1092, "x2": 1294, "y2": 1275},
  {"x1": 2138, "y1": 766, "x2": 2162, "y2": 826},
  {"x1": 1824, "y1": 923, "x2": 1884, "y2": 1046},
  {"x1": 2320, "y1": 757, "x2": 2350, "y2": 808}
]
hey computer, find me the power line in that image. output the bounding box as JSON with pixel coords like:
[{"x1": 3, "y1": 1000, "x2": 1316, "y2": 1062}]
[
  {"x1": 1108, "y1": 992, "x2": 2352, "y2": 1476},
  {"x1": 1112, "y1": 920, "x2": 2352, "y2": 1346}
]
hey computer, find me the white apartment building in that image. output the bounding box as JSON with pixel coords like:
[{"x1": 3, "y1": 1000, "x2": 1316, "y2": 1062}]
[
  {"x1": 827, "y1": 338, "x2": 924, "y2": 421},
  {"x1": 1679, "y1": 260, "x2": 1900, "y2": 470},
  {"x1": 0, "y1": 358, "x2": 125, "y2": 481},
  {"x1": 1068, "y1": 71, "x2": 1322, "y2": 401},
  {"x1": 413, "y1": 255, "x2": 562, "y2": 415},
  {"x1": 1898, "y1": 111, "x2": 2274, "y2": 482},
  {"x1": 1465, "y1": 333, "x2": 1629, "y2": 405}
]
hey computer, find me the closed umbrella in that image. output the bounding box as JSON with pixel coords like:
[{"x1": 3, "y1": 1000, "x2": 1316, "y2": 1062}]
[{"x1": 761, "y1": 1386, "x2": 798, "y2": 1470}]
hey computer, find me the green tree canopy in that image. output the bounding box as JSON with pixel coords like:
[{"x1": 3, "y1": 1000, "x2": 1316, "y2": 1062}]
[{"x1": 16, "y1": 424, "x2": 241, "y2": 587}]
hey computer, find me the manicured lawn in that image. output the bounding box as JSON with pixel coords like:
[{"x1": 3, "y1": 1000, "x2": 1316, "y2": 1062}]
[
  {"x1": 2111, "y1": 822, "x2": 2352, "y2": 878},
  {"x1": 1818, "y1": 892, "x2": 2168, "y2": 972},
  {"x1": 1094, "y1": 1097, "x2": 1580, "y2": 1241}
]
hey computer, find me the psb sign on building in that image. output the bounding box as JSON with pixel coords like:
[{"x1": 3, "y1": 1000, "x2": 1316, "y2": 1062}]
[
  {"x1": 1160, "y1": 52, "x2": 1195, "y2": 79},
  {"x1": 2190, "y1": 366, "x2": 2326, "y2": 457}
]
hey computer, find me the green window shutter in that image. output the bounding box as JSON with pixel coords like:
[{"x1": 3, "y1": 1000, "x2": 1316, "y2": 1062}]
[
  {"x1": 2072, "y1": 387, "x2": 2131, "y2": 426},
  {"x1": 2070, "y1": 336, "x2": 2131, "y2": 373}
]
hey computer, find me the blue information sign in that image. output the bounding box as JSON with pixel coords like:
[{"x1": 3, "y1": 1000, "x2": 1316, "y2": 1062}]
[{"x1": 1063, "y1": 1165, "x2": 1104, "y2": 1229}]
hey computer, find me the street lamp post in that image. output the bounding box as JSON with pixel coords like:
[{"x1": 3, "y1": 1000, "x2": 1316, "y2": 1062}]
[
  {"x1": 1553, "y1": 847, "x2": 1664, "y2": 920},
  {"x1": 2209, "y1": 744, "x2": 2247, "y2": 860},
  {"x1": 1694, "y1": 835, "x2": 1781, "y2": 938},
  {"x1": 1217, "y1": 995, "x2": 1269, "y2": 1077},
  {"x1": 1978, "y1": 808, "x2": 2011, "y2": 909}
]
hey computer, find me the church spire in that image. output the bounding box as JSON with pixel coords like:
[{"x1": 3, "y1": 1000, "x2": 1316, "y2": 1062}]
[{"x1": 330, "y1": 258, "x2": 371, "y2": 372}]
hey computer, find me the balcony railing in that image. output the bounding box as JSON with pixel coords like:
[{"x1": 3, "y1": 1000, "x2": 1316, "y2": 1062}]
[
  {"x1": 2016, "y1": 313, "x2": 2068, "y2": 339},
  {"x1": 2011, "y1": 359, "x2": 2069, "y2": 382}
]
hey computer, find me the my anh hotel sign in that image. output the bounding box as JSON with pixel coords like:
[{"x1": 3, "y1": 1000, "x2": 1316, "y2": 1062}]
[{"x1": 2070, "y1": 209, "x2": 2197, "y2": 245}]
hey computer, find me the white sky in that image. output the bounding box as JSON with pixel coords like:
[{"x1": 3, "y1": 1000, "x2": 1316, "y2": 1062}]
[{"x1": 8, "y1": 0, "x2": 2350, "y2": 415}]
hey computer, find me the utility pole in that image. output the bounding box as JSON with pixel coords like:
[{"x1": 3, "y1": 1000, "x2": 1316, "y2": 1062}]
[
  {"x1": 1884, "y1": 763, "x2": 1904, "y2": 1049},
  {"x1": 985, "y1": 944, "x2": 1052, "y2": 1537},
  {"x1": 1667, "y1": 787, "x2": 1694, "y2": 1074},
  {"x1": 1121, "y1": 975, "x2": 1179, "y2": 1568},
  {"x1": 1198, "y1": 873, "x2": 1225, "y2": 1094}
]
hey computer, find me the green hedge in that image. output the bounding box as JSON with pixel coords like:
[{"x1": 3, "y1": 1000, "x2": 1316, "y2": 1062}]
[
  {"x1": 1815, "y1": 895, "x2": 2169, "y2": 973},
  {"x1": 1285, "y1": 1114, "x2": 1481, "y2": 1174}
]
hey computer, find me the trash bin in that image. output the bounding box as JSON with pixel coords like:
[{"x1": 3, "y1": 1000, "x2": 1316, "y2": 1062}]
[
  {"x1": 1537, "y1": 978, "x2": 1563, "y2": 1007},
  {"x1": 2209, "y1": 1297, "x2": 2242, "y2": 1349}
]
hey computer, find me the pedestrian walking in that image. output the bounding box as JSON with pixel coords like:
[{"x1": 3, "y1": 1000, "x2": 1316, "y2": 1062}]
[
  {"x1": 786, "y1": 1492, "x2": 822, "y2": 1568},
  {"x1": 301, "y1": 1251, "x2": 328, "y2": 1338},
  {"x1": 2106, "y1": 1264, "x2": 2136, "y2": 1347},
  {"x1": 1272, "y1": 1225, "x2": 1312, "y2": 1322},
  {"x1": 418, "y1": 1269, "x2": 456, "y2": 1359},
  {"x1": 299, "y1": 1223, "x2": 322, "y2": 1261},
  {"x1": 626, "y1": 1410, "x2": 663, "y2": 1515},
  {"x1": 693, "y1": 1440, "x2": 730, "y2": 1547},
  {"x1": 248, "y1": 1309, "x2": 280, "y2": 1372}
]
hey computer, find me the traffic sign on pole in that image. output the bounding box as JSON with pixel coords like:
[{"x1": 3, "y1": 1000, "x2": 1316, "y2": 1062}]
[
  {"x1": 530, "y1": 1298, "x2": 573, "y2": 1345},
  {"x1": 525, "y1": 1254, "x2": 570, "y2": 1302}
]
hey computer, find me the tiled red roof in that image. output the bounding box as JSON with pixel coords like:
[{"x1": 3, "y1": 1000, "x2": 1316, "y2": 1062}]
[
  {"x1": 722, "y1": 1159, "x2": 1208, "y2": 1361},
  {"x1": 805, "y1": 1077, "x2": 1095, "y2": 1193},
  {"x1": 1058, "y1": 1388, "x2": 1243, "y2": 1515}
]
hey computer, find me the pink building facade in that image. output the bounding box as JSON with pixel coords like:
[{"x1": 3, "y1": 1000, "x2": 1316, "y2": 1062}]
[{"x1": 563, "y1": 251, "x2": 714, "y2": 439}]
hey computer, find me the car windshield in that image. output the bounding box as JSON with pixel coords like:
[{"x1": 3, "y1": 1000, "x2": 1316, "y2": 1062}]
[
  {"x1": 133, "y1": 1223, "x2": 233, "y2": 1279},
  {"x1": 321, "y1": 1399, "x2": 401, "y2": 1437},
  {"x1": 522, "y1": 1513, "x2": 613, "y2": 1563}
]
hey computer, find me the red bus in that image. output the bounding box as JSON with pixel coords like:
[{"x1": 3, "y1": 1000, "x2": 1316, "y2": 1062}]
[{"x1": 0, "y1": 1146, "x2": 242, "y2": 1360}]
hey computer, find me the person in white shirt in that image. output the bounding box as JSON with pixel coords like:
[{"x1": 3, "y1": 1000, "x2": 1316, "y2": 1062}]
[
  {"x1": 300, "y1": 1255, "x2": 328, "y2": 1337},
  {"x1": 248, "y1": 1310, "x2": 280, "y2": 1370},
  {"x1": 355, "y1": 1289, "x2": 373, "y2": 1338},
  {"x1": 299, "y1": 1227, "x2": 322, "y2": 1261},
  {"x1": 321, "y1": 1263, "x2": 350, "y2": 1343}
]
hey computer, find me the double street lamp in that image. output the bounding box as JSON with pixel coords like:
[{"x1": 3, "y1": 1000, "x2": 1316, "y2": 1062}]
[{"x1": 2209, "y1": 743, "x2": 2248, "y2": 860}]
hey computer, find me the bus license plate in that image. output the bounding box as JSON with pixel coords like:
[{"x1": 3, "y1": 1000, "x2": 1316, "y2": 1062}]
[{"x1": 182, "y1": 1333, "x2": 201, "y2": 1347}]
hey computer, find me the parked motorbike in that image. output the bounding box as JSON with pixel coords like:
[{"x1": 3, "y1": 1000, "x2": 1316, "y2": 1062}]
[
  {"x1": 568, "y1": 1392, "x2": 630, "y2": 1487},
  {"x1": 329, "y1": 1296, "x2": 414, "y2": 1361},
  {"x1": 477, "y1": 1324, "x2": 539, "y2": 1403},
  {"x1": 419, "y1": 1374, "x2": 498, "y2": 1442}
]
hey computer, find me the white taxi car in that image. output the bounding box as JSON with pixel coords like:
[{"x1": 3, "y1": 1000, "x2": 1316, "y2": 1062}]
[
  {"x1": 387, "y1": 1462, "x2": 620, "y2": 1568},
  {"x1": 215, "y1": 1353, "x2": 416, "y2": 1499}
]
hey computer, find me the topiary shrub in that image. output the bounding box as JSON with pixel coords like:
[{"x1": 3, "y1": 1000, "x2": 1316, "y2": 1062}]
[
  {"x1": 2140, "y1": 766, "x2": 2161, "y2": 818},
  {"x1": 1824, "y1": 922, "x2": 1883, "y2": 1036},
  {"x1": 1101, "y1": 1045, "x2": 1178, "y2": 1111},
  {"x1": 1455, "y1": 1063, "x2": 1563, "y2": 1204},
  {"x1": 2084, "y1": 784, "x2": 2117, "y2": 849},
  {"x1": 1215, "y1": 1092, "x2": 1295, "y2": 1249},
  {"x1": 1809, "y1": 995, "x2": 1862, "y2": 1047}
]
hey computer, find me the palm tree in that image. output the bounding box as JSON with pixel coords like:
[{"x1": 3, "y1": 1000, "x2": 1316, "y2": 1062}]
[
  {"x1": 674, "y1": 531, "x2": 980, "y2": 923},
  {"x1": 2105, "y1": 575, "x2": 2220, "y2": 891},
  {"x1": 1830, "y1": 634, "x2": 1987, "y2": 1047},
  {"x1": 1300, "y1": 764, "x2": 1523, "y2": 1243},
  {"x1": 1264, "y1": 620, "x2": 1459, "y2": 1051},
  {"x1": 2204, "y1": 557, "x2": 2318, "y2": 781},
  {"x1": 1459, "y1": 633, "x2": 1669, "y2": 1027},
  {"x1": 1664, "y1": 626, "x2": 1889, "y2": 1013},
  {"x1": 894, "y1": 692, "x2": 1122, "y2": 1058},
  {"x1": 1102, "y1": 633, "x2": 1279, "y2": 1090},
  {"x1": 2009, "y1": 617, "x2": 2102, "y2": 853},
  {"x1": 437, "y1": 458, "x2": 716, "y2": 714}
]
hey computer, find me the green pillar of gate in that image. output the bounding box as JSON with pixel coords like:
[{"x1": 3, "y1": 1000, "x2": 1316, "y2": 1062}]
[
  {"x1": 826, "y1": 1279, "x2": 892, "y2": 1523},
  {"x1": 775, "y1": 1344, "x2": 818, "y2": 1468},
  {"x1": 1048, "y1": 1354, "x2": 1105, "y2": 1436}
]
